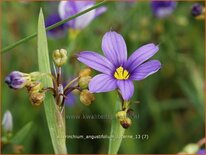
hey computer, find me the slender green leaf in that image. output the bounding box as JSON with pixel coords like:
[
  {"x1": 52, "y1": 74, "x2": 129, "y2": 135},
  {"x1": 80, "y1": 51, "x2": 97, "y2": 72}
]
[
  {"x1": 37, "y1": 9, "x2": 67, "y2": 154},
  {"x1": 11, "y1": 122, "x2": 33, "y2": 144},
  {"x1": 108, "y1": 100, "x2": 125, "y2": 154}
]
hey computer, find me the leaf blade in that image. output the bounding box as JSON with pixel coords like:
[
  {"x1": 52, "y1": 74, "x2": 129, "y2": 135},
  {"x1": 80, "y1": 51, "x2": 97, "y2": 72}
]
[{"x1": 37, "y1": 9, "x2": 67, "y2": 154}]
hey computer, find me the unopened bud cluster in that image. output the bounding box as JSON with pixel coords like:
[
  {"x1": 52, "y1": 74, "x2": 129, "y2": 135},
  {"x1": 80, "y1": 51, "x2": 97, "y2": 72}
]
[
  {"x1": 53, "y1": 49, "x2": 68, "y2": 67},
  {"x1": 78, "y1": 68, "x2": 95, "y2": 106},
  {"x1": 5, "y1": 71, "x2": 46, "y2": 106}
]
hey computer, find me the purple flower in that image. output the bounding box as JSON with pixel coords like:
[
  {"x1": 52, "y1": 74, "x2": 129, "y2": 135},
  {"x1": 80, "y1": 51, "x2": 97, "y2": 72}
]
[
  {"x1": 77, "y1": 31, "x2": 161, "y2": 101},
  {"x1": 191, "y1": 3, "x2": 204, "y2": 17},
  {"x1": 151, "y1": 1, "x2": 177, "y2": 18},
  {"x1": 5, "y1": 71, "x2": 31, "y2": 89},
  {"x1": 197, "y1": 149, "x2": 206, "y2": 155},
  {"x1": 65, "y1": 92, "x2": 76, "y2": 107},
  {"x1": 45, "y1": 13, "x2": 67, "y2": 39},
  {"x1": 58, "y1": 0, "x2": 107, "y2": 29}
]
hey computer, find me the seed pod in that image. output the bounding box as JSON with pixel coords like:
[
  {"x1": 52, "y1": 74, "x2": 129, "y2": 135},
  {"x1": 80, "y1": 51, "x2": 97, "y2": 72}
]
[
  {"x1": 53, "y1": 49, "x2": 68, "y2": 67},
  {"x1": 79, "y1": 68, "x2": 92, "y2": 77},
  {"x1": 80, "y1": 89, "x2": 95, "y2": 106},
  {"x1": 29, "y1": 92, "x2": 45, "y2": 106},
  {"x1": 78, "y1": 76, "x2": 92, "y2": 89},
  {"x1": 120, "y1": 117, "x2": 132, "y2": 129}
]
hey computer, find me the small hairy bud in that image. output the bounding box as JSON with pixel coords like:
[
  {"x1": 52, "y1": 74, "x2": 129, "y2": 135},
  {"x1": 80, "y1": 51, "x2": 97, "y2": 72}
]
[
  {"x1": 78, "y1": 76, "x2": 92, "y2": 89},
  {"x1": 80, "y1": 89, "x2": 95, "y2": 106},
  {"x1": 120, "y1": 117, "x2": 132, "y2": 129},
  {"x1": 79, "y1": 68, "x2": 92, "y2": 77},
  {"x1": 53, "y1": 49, "x2": 68, "y2": 67}
]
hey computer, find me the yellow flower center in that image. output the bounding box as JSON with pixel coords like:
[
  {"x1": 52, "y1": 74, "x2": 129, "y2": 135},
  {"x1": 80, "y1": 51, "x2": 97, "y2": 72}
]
[{"x1": 114, "y1": 66, "x2": 130, "y2": 80}]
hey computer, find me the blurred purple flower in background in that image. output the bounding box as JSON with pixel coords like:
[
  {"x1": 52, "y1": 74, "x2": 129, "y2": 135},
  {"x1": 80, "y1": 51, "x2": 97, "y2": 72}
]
[
  {"x1": 191, "y1": 3, "x2": 205, "y2": 20},
  {"x1": 151, "y1": 1, "x2": 177, "y2": 18},
  {"x1": 78, "y1": 31, "x2": 161, "y2": 101},
  {"x1": 191, "y1": 3, "x2": 203, "y2": 17},
  {"x1": 45, "y1": 13, "x2": 67, "y2": 39},
  {"x1": 197, "y1": 149, "x2": 206, "y2": 155},
  {"x1": 65, "y1": 92, "x2": 76, "y2": 107},
  {"x1": 58, "y1": 0, "x2": 107, "y2": 29}
]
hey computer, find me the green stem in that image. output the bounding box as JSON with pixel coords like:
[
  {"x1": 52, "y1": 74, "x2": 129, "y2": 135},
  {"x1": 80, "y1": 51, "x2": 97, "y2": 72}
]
[
  {"x1": 1, "y1": 0, "x2": 107, "y2": 54},
  {"x1": 108, "y1": 95, "x2": 125, "y2": 154}
]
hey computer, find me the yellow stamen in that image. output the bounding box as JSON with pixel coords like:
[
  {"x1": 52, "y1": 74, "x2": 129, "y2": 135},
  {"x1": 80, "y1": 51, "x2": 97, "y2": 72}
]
[{"x1": 114, "y1": 66, "x2": 130, "y2": 80}]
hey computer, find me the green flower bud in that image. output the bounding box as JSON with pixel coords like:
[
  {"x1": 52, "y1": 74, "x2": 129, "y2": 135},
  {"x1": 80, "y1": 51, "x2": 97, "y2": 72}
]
[
  {"x1": 78, "y1": 76, "x2": 92, "y2": 89},
  {"x1": 80, "y1": 89, "x2": 95, "y2": 106},
  {"x1": 53, "y1": 49, "x2": 68, "y2": 67},
  {"x1": 79, "y1": 68, "x2": 92, "y2": 77},
  {"x1": 182, "y1": 143, "x2": 199, "y2": 154},
  {"x1": 116, "y1": 111, "x2": 127, "y2": 121},
  {"x1": 120, "y1": 117, "x2": 132, "y2": 129},
  {"x1": 29, "y1": 92, "x2": 45, "y2": 106}
]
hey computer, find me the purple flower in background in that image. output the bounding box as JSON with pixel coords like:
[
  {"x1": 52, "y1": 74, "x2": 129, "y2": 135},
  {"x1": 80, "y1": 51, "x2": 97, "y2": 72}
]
[
  {"x1": 191, "y1": 3, "x2": 204, "y2": 17},
  {"x1": 65, "y1": 92, "x2": 76, "y2": 107},
  {"x1": 151, "y1": 1, "x2": 177, "y2": 18},
  {"x1": 58, "y1": 0, "x2": 107, "y2": 29},
  {"x1": 197, "y1": 149, "x2": 206, "y2": 155},
  {"x1": 5, "y1": 71, "x2": 31, "y2": 89},
  {"x1": 78, "y1": 31, "x2": 161, "y2": 101},
  {"x1": 45, "y1": 13, "x2": 67, "y2": 39}
]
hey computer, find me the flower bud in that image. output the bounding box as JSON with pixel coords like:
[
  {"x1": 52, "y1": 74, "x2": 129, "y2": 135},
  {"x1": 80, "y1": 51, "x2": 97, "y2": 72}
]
[
  {"x1": 116, "y1": 111, "x2": 127, "y2": 120},
  {"x1": 80, "y1": 89, "x2": 95, "y2": 106},
  {"x1": 79, "y1": 68, "x2": 92, "y2": 77},
  {"x1": 78, "y1": 76, "x2": 91, "y2": 89},
  {"x1": 120, "y1": 117, "x2": 132, "y2": 129},
  {"x1": 5, "y1": 71, "x2": 31, "y2": 89},
  {"x1": 29, "y1": 92, "x2": 45, "y2": 106},
  {"x1": 182, "y1": 143, "x2": 199, "y2": 154},
  {"x1": 2, "y1": 110, "x2": 13, "y2": 133},
  {"x1": 26, "y1": 81, "x2": 42, "y2": 94},
  {"x1": 53, "y1": 49, "x2": 68, "y2": 67}
]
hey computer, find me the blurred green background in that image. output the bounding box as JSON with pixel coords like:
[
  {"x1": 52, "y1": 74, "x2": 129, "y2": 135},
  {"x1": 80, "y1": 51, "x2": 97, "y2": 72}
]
[{"x1": 1, "y1": 1, "x2": 205, "y2": 154}]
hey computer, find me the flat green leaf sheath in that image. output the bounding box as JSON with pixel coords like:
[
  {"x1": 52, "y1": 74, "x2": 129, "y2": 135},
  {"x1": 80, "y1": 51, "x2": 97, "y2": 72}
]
[
  {"x1": 108, "y1": 100, "x2": 125, "y2": 154},
  {"x1": 11, "y1": 122, "x2": 33, "y2": 144},
  {"x1": 37, "y1": 9, "x2": 67, "y2": 154}
]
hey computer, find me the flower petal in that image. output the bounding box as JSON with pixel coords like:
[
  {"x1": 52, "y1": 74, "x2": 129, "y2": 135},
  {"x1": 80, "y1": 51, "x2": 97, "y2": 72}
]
[
  {"x1": 74, "y1": 4, "x2": 96, "y2": 29},
  {"x1": 102, "y1": 31, "x2": 127, "y2": 67},
  {"x1": 95, "y1": 7, "x2": 107, "y2": 17},
  {"x1": 125, "y1": 43, "x2": 159, "y2": 73},
  {"x1": 130, "y1": 60, "x2": 161, "y2": 81},
  {"x1": 58, "y1": 1, "x2": 76, "y2": 27},
  {"x1": 77, "y1": 51, "x2": 115, "y2": 75},
  {"x1": 89, "y1": 74, "x2": 117, "y2": 93},
  {"x1": 117, "y1": 80, "x2": 134, "y2": 101}
]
